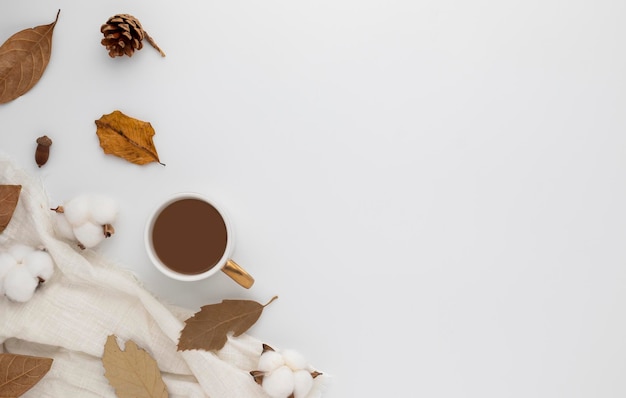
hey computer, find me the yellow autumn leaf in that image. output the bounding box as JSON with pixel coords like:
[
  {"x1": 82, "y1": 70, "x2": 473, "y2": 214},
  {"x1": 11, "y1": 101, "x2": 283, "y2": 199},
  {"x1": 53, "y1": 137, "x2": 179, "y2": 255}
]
[
  {"x1": 102, "y1": 335, "x2": 168, "y2": 398},
  {"x1": 95, "y1": 110, "x2": 164, "y2": 166}
]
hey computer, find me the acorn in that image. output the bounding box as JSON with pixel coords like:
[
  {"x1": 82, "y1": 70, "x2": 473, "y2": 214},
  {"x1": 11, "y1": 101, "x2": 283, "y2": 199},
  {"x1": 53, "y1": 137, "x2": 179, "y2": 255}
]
[{"x1": 35, "y1": 135, "x2": 52, "y2": 167}]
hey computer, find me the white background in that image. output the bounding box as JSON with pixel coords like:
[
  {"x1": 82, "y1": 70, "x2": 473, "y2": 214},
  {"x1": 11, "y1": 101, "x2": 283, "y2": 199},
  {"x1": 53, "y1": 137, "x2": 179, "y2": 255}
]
[{"x1": 2, "y1": 1, "x2": 626, "y2": 397}]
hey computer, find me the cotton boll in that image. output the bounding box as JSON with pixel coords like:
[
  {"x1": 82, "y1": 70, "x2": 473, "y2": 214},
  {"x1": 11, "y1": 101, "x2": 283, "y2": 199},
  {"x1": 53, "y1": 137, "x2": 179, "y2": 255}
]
[
  {"x1": 62, "y1": 195, "x2": 93, "y2": 226},
  {"x1": 52, "y1": 212, "x2": 76, "y2": 241},
  {"x1": 282, "y1": 349, "x2": 307, "y2": 371},
  {"x1": 0, "y1": 253, "x2": 17, "y2": 295},
  {"x1": 24, "y1": 250, "x2": 54, "y2": 280},
  {"x1": 73, "y1": 221, "x2": 105, "y2": 248},
  {"x1": 8, "y1": 244, "x2": 35, "y2": 262},
  {"x1": 258, "y1": 350, "x2": 285, "y2": 372},
  {"x1": 292, "y1": 370, "x2": 314, "y2": 398},
  {"x1": 0, "y1": 253, "x2": 16, "y2": 276},
  {"x1": 89, "y1": 195, "x2": 118, "y2": 225},
  {"x1": 303, "y1": 384, "x2": 323, "y2": 398},
  {"x1": 4, "y1": 267, "x2": 38, "y2": 302},
  {"x1": 262, "y1": 366, "x2": 295, "y2": 398}
]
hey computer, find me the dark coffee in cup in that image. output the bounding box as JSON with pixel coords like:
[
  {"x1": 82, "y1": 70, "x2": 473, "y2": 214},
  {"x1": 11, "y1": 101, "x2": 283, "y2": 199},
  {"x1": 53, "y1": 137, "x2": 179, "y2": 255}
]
[
  {"x1": 145, "y1": 192, "x2": 254, "y2": 288},
  {"x1": 150, "y1": 198, "x2": 227, "y2": 275}
]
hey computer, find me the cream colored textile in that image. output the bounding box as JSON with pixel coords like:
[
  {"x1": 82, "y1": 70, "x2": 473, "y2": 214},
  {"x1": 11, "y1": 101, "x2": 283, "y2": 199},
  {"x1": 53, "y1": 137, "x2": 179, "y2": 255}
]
[{"x1": 0, "y1": 156, "x2": 324, "y2": 398}]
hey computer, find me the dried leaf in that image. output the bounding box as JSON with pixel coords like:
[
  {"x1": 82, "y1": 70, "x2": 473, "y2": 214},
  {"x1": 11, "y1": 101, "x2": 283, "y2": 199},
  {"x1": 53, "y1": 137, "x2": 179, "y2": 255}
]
[
  {"x1": 0, "y1": 10, "x2": 60, "y2": 104},
  {"x1": 0, "y1": 353, "x2": 53, "y2": 397},
  {"x1": 0, "y1": 185, "x2": 21, "y2": 234},
  {"x1": 102, "y1": 335, "x2": 168, "y2": 398},
  {"x1": 250, "y1": 370, "x2": 264, "y2": 385},
  {"x1": 178, "y1": 296, "x2": 278, "y2": 352},
  {"x1": 95, "y1": 110, "x2": 163, "y2": 166}
]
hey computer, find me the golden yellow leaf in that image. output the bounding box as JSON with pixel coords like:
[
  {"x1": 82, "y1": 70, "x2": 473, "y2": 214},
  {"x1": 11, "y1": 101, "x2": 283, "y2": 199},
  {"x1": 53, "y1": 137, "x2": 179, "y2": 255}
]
[
  {"x1": 0, "y1": 185, "x2": 21, "y2": 234},
  {"x1": 95, "y1": 110, "x2": 163, "y2": 166},
  {"x1": 0, "y1": 10, "x2": 60, "y2": 104},
  {"x1": 0, "y1": 353, "x2": 53, "y2": 397},
  {"x1": 178, "y1": 296, "x2": 278, "y2": 352},
  {"x1": 102, "y1": 335, "x2": 168, "y2": 398}
]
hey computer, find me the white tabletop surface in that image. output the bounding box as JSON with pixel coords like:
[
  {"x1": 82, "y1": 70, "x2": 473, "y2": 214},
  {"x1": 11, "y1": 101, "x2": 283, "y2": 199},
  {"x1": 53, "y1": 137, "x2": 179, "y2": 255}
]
[{"x1": 2, "y1": 1, "x2": 626, "y2": 397}]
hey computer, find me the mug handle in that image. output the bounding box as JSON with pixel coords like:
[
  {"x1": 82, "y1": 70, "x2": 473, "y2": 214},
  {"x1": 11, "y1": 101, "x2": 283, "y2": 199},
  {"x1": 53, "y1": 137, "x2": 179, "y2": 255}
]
[{"x1": 222, "y1": 259, "x2": 255, "y2": 288}]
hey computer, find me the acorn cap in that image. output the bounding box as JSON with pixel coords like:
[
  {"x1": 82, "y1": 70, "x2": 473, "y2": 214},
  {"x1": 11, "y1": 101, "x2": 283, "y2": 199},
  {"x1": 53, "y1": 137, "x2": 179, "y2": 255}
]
[{"x1": 36, "y1": 135, "x2": 52, "y2": 146}]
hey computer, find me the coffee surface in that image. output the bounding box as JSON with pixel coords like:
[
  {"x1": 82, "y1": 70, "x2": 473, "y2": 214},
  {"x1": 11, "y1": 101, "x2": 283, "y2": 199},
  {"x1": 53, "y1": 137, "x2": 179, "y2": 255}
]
[{"x1": 151, "y1": 198, "x2": 228, "y2": 275}]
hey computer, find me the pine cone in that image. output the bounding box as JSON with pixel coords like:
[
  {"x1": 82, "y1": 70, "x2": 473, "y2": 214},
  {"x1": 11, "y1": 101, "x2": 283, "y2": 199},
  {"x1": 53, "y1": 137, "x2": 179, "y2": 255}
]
[{"x1": 100, "y1": 14, "x2": 165, "y2": 58}]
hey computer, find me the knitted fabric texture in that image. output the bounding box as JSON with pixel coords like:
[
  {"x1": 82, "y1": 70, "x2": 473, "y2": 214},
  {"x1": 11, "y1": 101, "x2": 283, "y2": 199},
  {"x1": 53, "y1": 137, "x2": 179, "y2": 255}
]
[{"x1": 0, "y1": 156, "x2": 325, "y2": 398}]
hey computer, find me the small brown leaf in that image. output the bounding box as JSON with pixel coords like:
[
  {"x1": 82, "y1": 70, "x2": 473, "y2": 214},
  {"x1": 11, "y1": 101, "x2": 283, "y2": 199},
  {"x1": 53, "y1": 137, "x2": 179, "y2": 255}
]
[
  {"x1": 102, "y1": 335, "x2": 168, "y2": 398},
  {"x1": 0, "y1": 10, "x2": 60, "y2": 104},
  {"x1": 250, "y1": 370, "x2": 264, "y2": 385},
  {"x1": 178, "y1": 296, "x2": 278, "y2": 352},
  {"x1": 0, "y1": 353, "x2": 53, "y2": 397},
  {"x1": 95, "y1": 110, "x2": 163, "y2": 166},
  {"x1": 0, "y1": 185, "x2": 21, "y2": 234}
]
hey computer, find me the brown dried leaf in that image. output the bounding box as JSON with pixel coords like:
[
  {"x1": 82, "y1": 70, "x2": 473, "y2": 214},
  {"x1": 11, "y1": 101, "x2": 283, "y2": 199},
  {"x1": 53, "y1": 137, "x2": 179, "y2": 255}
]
[
  {"x1": 102, "y1": 335, "x2": 168, "y2": 398},
  {"x1": 178, "y1": 296, "x2": 278, "y2": 352},
  {"x1": 250, "y1": 370, "x2": 264, "y2": 385},
  {"x1": 0, "y1": 185, "x2": 21, "y2": 234},
  {"x1": 95, "y1": 110, "x2": 163, "y2": 166},
  {"x1": 0, "y1": 10, "x2": 60, "y2": 104},
  {"x1": 0, "y1": 353, "x2": 53, "y2": 397}
]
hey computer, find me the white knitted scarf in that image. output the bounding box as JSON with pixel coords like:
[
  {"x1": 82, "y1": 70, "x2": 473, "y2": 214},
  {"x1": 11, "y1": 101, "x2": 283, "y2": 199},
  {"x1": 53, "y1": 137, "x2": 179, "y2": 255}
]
[{"x1": 0, "y1": 156, "x2": 325, "y2": 398}]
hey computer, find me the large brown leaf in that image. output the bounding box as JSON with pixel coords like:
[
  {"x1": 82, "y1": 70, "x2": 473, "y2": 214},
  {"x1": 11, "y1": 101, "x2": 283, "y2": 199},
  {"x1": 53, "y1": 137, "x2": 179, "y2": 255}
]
[
  {"x1": 102, "y1": 335, "x2": 168, "y2": 398},
  {"x1": 0, "y1": 10, "x2": 60, "y2": 104},
  {"x1": 178, "y1": 296, "x2": 278, "y2": 352},
  {"x1": 0, "y1": 353, "x2": 53, "y2": 397},
  {"x1": 0, "y1": 185, "x2": 21, "y2": 234},
  {"x1": 95, "y1": 110, "x2": 164, "y2": 165}
]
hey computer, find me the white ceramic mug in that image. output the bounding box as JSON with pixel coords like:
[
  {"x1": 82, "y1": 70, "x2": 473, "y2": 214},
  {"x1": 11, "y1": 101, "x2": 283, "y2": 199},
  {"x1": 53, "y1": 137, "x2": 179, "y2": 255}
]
[{"x1": 144, "y1": 192, "x2": 254, "y2": 288}]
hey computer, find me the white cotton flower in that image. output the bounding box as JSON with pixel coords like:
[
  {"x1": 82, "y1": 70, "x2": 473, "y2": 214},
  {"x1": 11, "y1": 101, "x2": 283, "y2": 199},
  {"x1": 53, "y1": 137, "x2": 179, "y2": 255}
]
[
  {"x1": 0, "y1": 253, "x2": 15, "y2": 275},
  {"x1": 0, "y1": 253, "x2": 15, "y2": 295},
  {"x1": 282, "y1": 349, "x2": 307, "y2": 371},
  {"x1": 53, "y1": 212, "x2": 76, "y2": 241},
  {"x1": 254, "y1": 347, "x2": 321, "y2": 398},
  {"x1": 24, "y1": 250, "x2": 55, "y2": 281},
  {"x1": 89, "y1": 195, "x2": 118, "y2": 225},
  {"x1": 0, "y1": 245, "x2": 55, "y2": 303},
  {"x1": 257, "y1": 350, "x2": 285, "y2": 372},
  {"x1": 292, "y1": 370, "x2": 314, "y2": 398},
  {"x1": 72, "y1": 221, "x2": 105, "y2": 249},
  {"x1": 62, "y1": 195, "x2": 93, "y2": 225},
  {"x1": 8, "y1": 244, "x2": 35, "y2": 263},
  {"x1": 4, "y1": 267, "x2": 38, "y2": 302},
  {"x1": 262, "y1": 366, "x2": 295, "y2": 398},
  {"x1": 51, "y1": 194, "x2": 118, "y2": 249}
]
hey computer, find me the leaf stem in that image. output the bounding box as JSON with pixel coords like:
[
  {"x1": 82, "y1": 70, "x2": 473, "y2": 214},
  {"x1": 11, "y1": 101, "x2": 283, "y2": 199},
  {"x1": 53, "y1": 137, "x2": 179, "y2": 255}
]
[{"x1": 264, "y1": 296, "x2": 279, "y2": 307}]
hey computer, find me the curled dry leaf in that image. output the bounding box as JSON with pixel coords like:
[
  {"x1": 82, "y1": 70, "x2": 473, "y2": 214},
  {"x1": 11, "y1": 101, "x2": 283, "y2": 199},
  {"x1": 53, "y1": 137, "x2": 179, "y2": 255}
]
[
  {"x1": 0, "y1": 353, "x2": 53, "y2": 397},
  {"x1": 0, "y1": 10, "x2": 60, "y2": 104},
  {"x1": 0, "y1": 185, "x2": 21, "y2": 234},
  {"x1": 178, "y1": 296, "x2": 278, "y2": 352},
  {"x1": 95, "y1": 110, "x2": 164, "y2": 166},
  {"x1": 102, "y1": 335, "x2": 168, "y2": 398}
]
